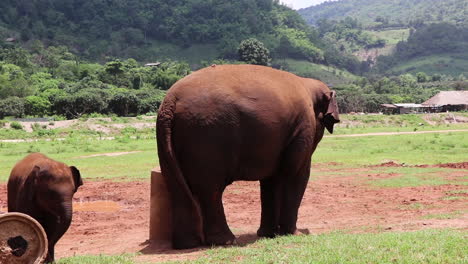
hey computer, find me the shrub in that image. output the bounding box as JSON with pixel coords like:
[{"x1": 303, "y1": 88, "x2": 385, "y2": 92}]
[
  {"x1": 0, "y1": 97, "x2": 25, "y2": 119},
  {"x1": 238, "y1": 38, "x2": 270, "y2": 66},
  {"x1": 10, "y1": 121, "x2": 23, "y2": 130},
  {"x1": 108, "y1": 91, "x2": 140, "y2": 116},
  {"x1": 53, "y1": 91, "x2": 108, "y2": 119},
  {"x1": 25, "y1": 96, "x2": 51, "y2": 116},
  {"x1": 31, "y1": 122, "x2": 42, "y2": 131}
]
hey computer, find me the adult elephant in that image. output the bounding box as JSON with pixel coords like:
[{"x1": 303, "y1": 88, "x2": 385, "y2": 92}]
[
  {"x1": 7, "y1": 153, "x2": 83, "y2": 263},
  {"x1": 156, "y1": 64, "x2": 339, "y2": 249}
]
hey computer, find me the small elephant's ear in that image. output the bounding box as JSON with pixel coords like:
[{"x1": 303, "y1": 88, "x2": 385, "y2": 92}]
[
  {"x1": 70, "y1": 166, "x2": 83, "y2": 192},
  {"x1": 324, "y1": 90, "x2": 340, "y2": 134},
  {"x1": 24, "y1": 166, "x2": 40, "y2": 202}
]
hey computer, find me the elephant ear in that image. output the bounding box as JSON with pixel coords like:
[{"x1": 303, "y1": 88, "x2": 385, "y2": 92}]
[
  {"x1": 323, "y1": 90, "x2": 340, "y2": 134},
  {"x1": 70, "y1": 166, "x2": 83, "y2": 192},
  {"x1": 23, "y1": 165, "x2": 41, "y2": 202}
]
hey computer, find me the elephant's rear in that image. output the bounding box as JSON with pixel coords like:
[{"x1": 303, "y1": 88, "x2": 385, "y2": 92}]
[{"x1": 156, "y1": 93, "x2": 204, "y2": 249}]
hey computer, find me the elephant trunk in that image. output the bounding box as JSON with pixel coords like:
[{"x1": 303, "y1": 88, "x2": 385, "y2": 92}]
[{"x1": 45, "y1": 200, "x2": 73, "y2": 263}]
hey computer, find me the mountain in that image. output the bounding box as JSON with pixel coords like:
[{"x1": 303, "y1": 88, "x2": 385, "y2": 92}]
[
  {"x1": 298, "y1": 0, "x2": 467, "y2": 28},
  {"x1": 298, "y1": 0, "x2": 468, "y2": 77}
]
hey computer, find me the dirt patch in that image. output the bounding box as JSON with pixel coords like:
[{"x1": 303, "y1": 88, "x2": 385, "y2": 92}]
[
  {"x1": 373, "y1": 161, "x2": 468, "y2": 169},
  {"x1": 434, "y1": 162, "x2": 468, "y2": 169},
  {"x1": 371, "y1": 161, "x2": 405, "y2": 168},
  {"x1": 0, "y1": 167, "x2": 466, "y2": 263}
]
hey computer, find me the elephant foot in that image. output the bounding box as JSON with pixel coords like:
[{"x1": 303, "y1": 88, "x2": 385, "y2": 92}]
[
  {"x1": 278, "y1": 227, "x2": 304, "y2": 236},
  {"x1": 205, "y1": 231, "x2": 236, "y2": 246},
  {"x1": 256, "y1": 226, "x2": 278, "y2": 238},
  {"x1": 173, "y1": 233, "x2": 203, "y2": 249},
  {"x1": 44, "y1": 255, "x2": 54, "y2": 264}
]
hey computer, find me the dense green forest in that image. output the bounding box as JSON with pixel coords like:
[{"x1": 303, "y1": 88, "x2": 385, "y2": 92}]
[
  {"x1": 298, "y1": 0, "x2": 467, "y2": 28},
  {"x1": 0, "y1": 0, "x2": 467, "y2": 118},
  {"x1": 0, "y1": 0, "x2": 325, "y2": 64}
]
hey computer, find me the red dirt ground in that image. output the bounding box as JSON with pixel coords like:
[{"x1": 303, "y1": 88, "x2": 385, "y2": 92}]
[{"x1": 0, "y1": 164, "x2": 466, "y2": 263}]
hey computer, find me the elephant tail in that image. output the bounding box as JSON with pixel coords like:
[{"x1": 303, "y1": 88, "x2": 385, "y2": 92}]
[{"x1": 156, "y1": 94, "x2": 204, "y2": 248}]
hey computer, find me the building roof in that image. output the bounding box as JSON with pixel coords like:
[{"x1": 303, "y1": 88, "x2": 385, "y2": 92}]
[
  {"x1": 144, "y1": 62, "x2": 161, "y2": 67},
  {"x1": 394, "y1": 103, "x2": 425, "y2": 108},
  {"x1": 381, "y1": 104, "x2": 397, "y2": 108},
  {"x1": 422, "y1": 91, "x2": 468, "y2": 106}
]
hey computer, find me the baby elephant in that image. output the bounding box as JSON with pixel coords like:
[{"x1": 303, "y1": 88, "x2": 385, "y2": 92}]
[{"x1": 7, "y1": 153, "x2": 83, "y2": 263}]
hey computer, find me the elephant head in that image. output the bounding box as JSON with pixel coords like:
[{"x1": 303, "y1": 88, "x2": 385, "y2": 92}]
[
  {"x1": 322, "y1": 90, "x2": 340, "y2": 133},
  {"x1": 25, "y1": 164, "x2": 82, "y2": 220},
  {"x1": 307, "y1": 81, "x2": 340, "y2": 134}
]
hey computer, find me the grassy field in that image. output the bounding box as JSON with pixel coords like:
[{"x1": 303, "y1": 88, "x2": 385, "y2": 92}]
[
  {"x1": 274, "y1": 59, "x2": 358, "y2": 86},
  {"x1": 1, "y1": 114, "x2": 467, "y2": 263},
  {"x1": 385, "y1": 53, "x2": 468, "y2": 76},
  {"x1": 1, "y1": 113, "x2": 467, "y2": 182},
  {"x1": 56, "y1": 229, "x2": 466, "y2": 264},
  {"x1": 0, "y1": 137, "x2": 157, "y2": 182},
  {"x1": 366, "y1": 29, "x2": 410, "y2": 45}
]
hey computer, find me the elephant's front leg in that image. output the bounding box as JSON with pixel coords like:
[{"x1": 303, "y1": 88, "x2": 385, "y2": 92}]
[
  {"x1": 257, "y1": 177, "x2": 281, "y2": 238},
  {"x1": 43, "y1": 205, "x2": 73, "y2": 263},
  {"x1": 196, "y1": 187, "x2": 235, "y2": 246}
]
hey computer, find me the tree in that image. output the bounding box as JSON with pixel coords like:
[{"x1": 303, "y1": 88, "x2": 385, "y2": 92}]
[
  {"x1": 416, "y1": 72, "x2": 429, "y2": 83},
  {"x1": 24, "y1": 95, "x2": 51, "y2": 116},
  {"x1": 108, "y1": 90, "x2": 139, "y2": 116},
  {"x1": 0, "y1": 96, "x2": 25, "y2": 118},
  {"x1": 53, "y1": 91, "x2": 108, "y2": 119},
  {"x1": 104, "y1": 60, "x2": 125, "y2": 83},
  {"x1": 238, "y1": 38, "x2": 270, "y2": 66}
]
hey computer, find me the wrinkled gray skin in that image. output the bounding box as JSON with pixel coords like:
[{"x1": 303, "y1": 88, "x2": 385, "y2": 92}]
[{"x1": 8, "y1": 153, "x2": 83, "y2": 263}]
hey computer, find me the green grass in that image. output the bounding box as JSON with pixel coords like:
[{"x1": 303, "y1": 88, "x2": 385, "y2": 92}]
[
  {"x1": 276, "y1": 58, "x2": 358, "y2": 86},
  {"x1": 1, "y1": 122, "x2": 466, "y2": 182},
  {"x1": 0, "y1": 137, "x2": 158, "y2": 182},
  {"x1": 365, "y1": 167, "x2": 455, "y2": 188},
  {"x1": 422, "y1": 211, "x2": 466, "y2": 220},
  {"x1": 315, "y1": 132, "x2": 468, "y2": 166},
  {"x1": 166, "y1": 229, "x2": 466, "y2": 264},
  {"x1": 335, "y1": 113, "x2": 468, "y2": 135},
  {"x1": 57, "y1": 254, "x2": 136, "y2": 264},
  {"x1": 366, "y1": 29, "x2": 410, "y2": 45},
  {"x1": 54, "y1": 230, "x2": 467, "y2": 264},
  {"x1": 442, "y1": 196, "x2": 467, "y2": 201},
  {"x1": 386, "y1": 53, "x2": 468, "y2": 76}
]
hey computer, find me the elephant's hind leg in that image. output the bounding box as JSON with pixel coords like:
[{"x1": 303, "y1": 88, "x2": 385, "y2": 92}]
[
  {"x1": 170, "y1": 191, "x2": 204, "y2": 249},
  {"x1": 195, "y1": 186, "x2": 236, "y2": 246}
]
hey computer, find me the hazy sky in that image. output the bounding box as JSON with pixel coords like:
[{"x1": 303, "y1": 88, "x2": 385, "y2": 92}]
[{"x1": 280, "y1": 0, "x2": 333, "y2": 10}]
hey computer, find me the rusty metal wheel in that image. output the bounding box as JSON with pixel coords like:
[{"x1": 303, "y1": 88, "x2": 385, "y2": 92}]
[{"x1": 0, "y1": 212, "x2": 48, "y2": 264}]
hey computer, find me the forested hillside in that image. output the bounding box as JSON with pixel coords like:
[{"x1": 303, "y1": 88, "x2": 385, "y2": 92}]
[
  {"x1": 299, "y1": 0, "x2": 467, "y2": 28},
  {"x1": 0, "y1": 0, "x2": 466, "y2": 118},
  {"x1": 375, "y1": 23, "x2": 468, "y2": 76},
  {"x1": 0, "y1": 0, "x2": 325, "y2": 64},
  {"x1": 298, "y1": 0, "x2": 468, "y2": 78}
]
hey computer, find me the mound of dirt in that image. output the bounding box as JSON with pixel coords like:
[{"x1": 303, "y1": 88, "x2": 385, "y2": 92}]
[
  {"x1": 371, "y1": 161, "x2": 406, "y2": 167},
  {"x1": 434, "y1": 162, "x2": 468, "y2": 169},
  {"x1": 374, "y1": 161, "x2": 468, "y2": 169}
]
